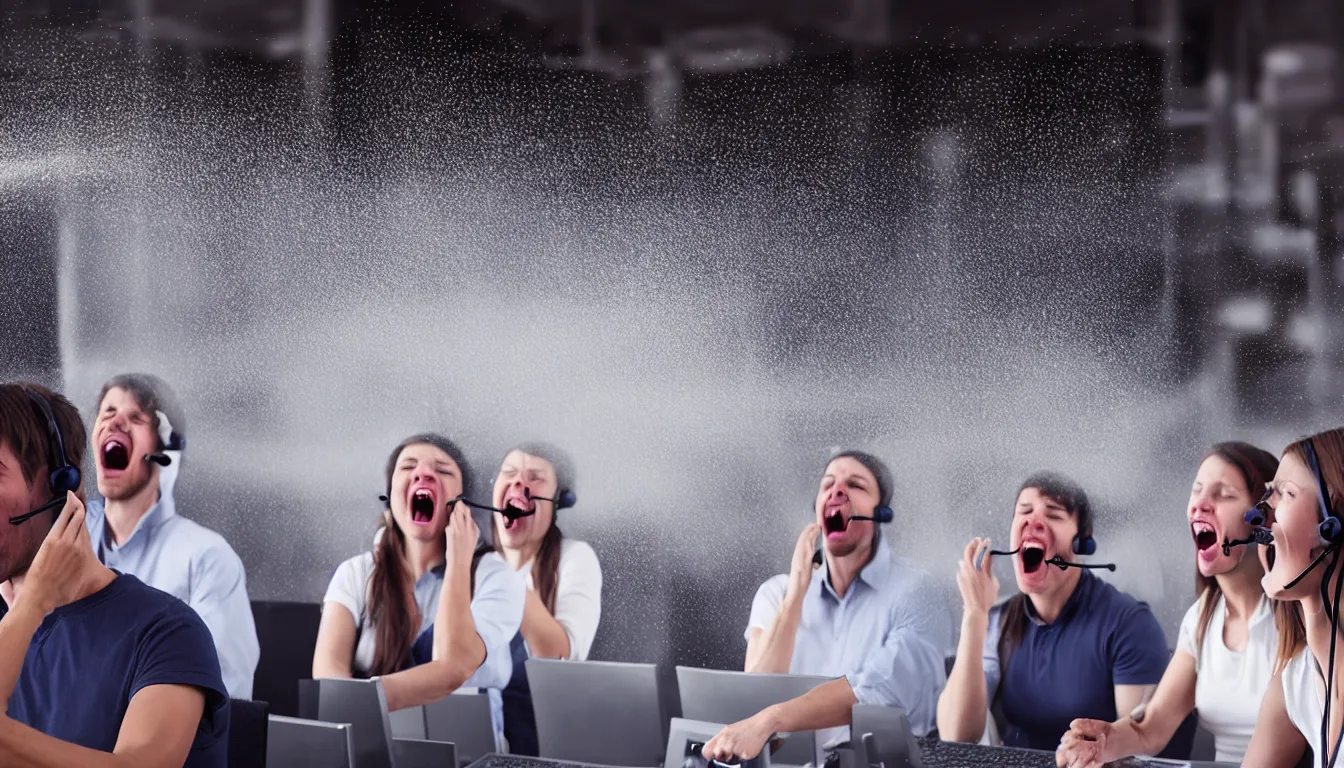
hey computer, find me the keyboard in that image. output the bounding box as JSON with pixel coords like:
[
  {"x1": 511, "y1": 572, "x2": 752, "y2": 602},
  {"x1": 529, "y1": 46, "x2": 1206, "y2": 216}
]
[{"x1": 915, "y1": 739, "x2": 1057, "y2": 768}]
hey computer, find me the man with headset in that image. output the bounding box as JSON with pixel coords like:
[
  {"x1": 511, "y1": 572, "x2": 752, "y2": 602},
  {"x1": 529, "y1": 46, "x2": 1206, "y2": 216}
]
[
  {"x1": 83, "y1": 373, "x2": 259, "y2": 699},
  {"x1": 704, "y1": 451, "x2": 951, "y2": 762},
  {"x1": 0, "y1": 382, "x2": 228, "y2": 766}
]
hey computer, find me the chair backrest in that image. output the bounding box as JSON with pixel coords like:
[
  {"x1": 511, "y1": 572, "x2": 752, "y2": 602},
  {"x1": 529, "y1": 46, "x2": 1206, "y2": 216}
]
[
  {"x1": 423, "y1": 691, "x2": 496, "y2": 766},
  {"x1": 251, "y1": 601, "x2": 322, "y2": 717},
  {"x1": 228, "y1": 698, "x2": 271, "y2": 768},
  {"x1": 267, "y1": 715, "x2": 356, "y2": 768},
  {"x1": 317, "y1": 678, "x2": 397, "y2": 768},
  {"x1": 527, "y1": 658, "x2": 668, "y2": 766},
  {"x1": 675, "y1": 667, "x2": 830, "y2": 766}
]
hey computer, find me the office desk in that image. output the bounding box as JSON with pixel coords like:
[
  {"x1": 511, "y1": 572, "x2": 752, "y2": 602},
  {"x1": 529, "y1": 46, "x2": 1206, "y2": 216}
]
[{"x1": 468, "y1": 744, "x2": 1201, "y2": 768}]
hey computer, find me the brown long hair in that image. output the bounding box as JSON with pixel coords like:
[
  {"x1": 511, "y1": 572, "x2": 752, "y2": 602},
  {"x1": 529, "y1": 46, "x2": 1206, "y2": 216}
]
[
  {"x1": 997, "y1": 472, "x2": 1092, "y2": 666},
  {"x1": 492, "y1": 443, "x2": 574, "y2": 614},
  {"x1": 1192, "y1": 442, "x2": 1280, "y2": 649},
  {"x1": 1271, "y1": 428, "x2": 1344, "y2": 673},
  {"x1": 367, "y1": 433, "x2": 472, "y2": 677}
]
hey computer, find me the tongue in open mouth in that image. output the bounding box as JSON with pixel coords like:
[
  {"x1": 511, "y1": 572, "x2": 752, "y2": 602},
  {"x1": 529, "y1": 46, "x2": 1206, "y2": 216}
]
[
  {"x1": 1021, "y1": 547, "x2": 1046, "y2": 573},
  {"x1": 411, "y1": 491, "x2": 434, "y2": 524},
  {"x1": 102, "y1": 440, "x2": 130, "y2": 471}
]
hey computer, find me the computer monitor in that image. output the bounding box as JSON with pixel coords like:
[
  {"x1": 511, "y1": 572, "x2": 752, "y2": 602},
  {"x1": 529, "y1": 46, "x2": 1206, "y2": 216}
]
[
  {"x1": 675, "y1": 667, "x2": 832, "y2": 766},
  {"x1": 268, "y1": 715, "x2": 356, "y2": 768},
  {"x1": 423, "y1": 690, "x2": 496, "y2": 765},
  {"x1": 317, "y1": 677, "x2": 397, "y2": 768},
  {"x1": 527, "y1": 658, "x2": 669, "y2": 766}
]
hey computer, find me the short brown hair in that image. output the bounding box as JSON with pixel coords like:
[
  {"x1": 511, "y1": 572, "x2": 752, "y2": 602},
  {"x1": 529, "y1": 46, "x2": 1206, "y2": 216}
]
[
  {"x1": 0, "y1": 382, "x2": 87, "y2": 491},
  {"x1": 95, "y1": 373, "x2": 185, "y2": 452}
]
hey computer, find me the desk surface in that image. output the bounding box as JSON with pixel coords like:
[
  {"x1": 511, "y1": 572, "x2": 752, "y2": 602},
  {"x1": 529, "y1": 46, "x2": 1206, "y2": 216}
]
[{"x1": 467, "y1": 743, "x2": 1198, "y2": 768}]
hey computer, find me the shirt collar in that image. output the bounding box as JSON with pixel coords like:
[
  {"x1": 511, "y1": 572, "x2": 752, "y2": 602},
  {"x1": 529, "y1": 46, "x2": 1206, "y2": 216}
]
[
  {"x1": 415, "y1": 561, "x2": 447, "y2": 591},
  {"x1": 816, "y1": 533, "x2": 893, "y2": 600},
  {"x1": 93, "y1": 485, "x2": 176, "y2": 554},
  {"x1": 1023, "y1": 569, "x2": 1094, "y2": 626}
]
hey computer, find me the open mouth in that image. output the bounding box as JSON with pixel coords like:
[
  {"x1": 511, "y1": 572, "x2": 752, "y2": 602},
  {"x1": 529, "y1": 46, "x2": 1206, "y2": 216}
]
[
  {"x1": 101, "y1": 438, "x2": 130, "y2": 471},
  {"x1": 1021, "y1": 545, "x2": 1047, "y2": 573},
  {"x1": 502, "y1": 494, "x2": 535, "y2": 530},
  {"x1": 822, "y1": 509, "x2": 847, "y2": 535},
  {"x1": 410, "y1": 490, "x2": 435, "y2": 524},
  {"x1": 1191, "y1": 521, "x2": 1218, "y2": 552},
  {"x1": 1266, "y1": 543, "x2": 1277, "y2": 571}
]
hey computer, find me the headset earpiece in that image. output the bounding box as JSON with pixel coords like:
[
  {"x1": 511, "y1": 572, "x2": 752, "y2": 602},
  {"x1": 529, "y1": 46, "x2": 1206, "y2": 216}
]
[
  {"x1": 1072, "y1": 535, "x2": 1097, "y2": 557},
  {"x1": 1321, "y1": 517, "x2": 1344, "y2": 548},
  {"x1": 1245, "y1": 506, "x2": 1267, "y2": 528},
  {"x1": 24, "y1": 388, "x2": 81, "y2": 498},
  {"x1": 872, "y1": 505, "x2": 894, "y2": 524},
  {"x1": 50, "y1": 465, "x2": 81, "y2": 496},
  {"x1": 554, "y1": 488, "x2": 577, "y2": 510}
]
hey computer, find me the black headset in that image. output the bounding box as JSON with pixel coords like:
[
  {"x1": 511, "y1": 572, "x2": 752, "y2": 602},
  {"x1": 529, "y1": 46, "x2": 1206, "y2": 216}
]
[{"x1": 9, "y1": 388, "x2": 82, "y2": 526}]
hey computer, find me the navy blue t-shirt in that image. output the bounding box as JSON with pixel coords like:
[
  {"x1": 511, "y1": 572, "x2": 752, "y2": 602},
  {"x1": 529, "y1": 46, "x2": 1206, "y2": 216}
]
[
  {"x1": 7, "y1": 573, "x2": 230, "y2": 767},
  {"x1": 983, "y1": 571, "x2": 1170, "y2": 750}
]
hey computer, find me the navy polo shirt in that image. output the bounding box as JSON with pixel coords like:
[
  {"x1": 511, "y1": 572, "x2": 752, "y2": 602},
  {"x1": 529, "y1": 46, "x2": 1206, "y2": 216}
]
[
  {"x1": 7, "y1": 573, "x2": 230, "y2": 767},
  {"x1": 982, "y1": 571, "x2": 1169, "y2": 750}
]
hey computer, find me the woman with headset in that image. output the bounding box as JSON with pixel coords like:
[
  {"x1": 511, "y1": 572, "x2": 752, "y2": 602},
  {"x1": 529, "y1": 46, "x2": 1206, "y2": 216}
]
[
  {"x1": 937, "y1": 472, "x2": 1169, "y2": 751},
  {"x1": 1233, "y1": 428, "x2": 1344, "y2": 768},
  {"x1": 312, "y1": 434, "x2": 525, "y2": 747},
  {"x1": 1056, "y1": 442, "x2": 1287, "y2": 765},
  {"x1": 475, "y1": 443, "x2": 603, "y2": 756}
]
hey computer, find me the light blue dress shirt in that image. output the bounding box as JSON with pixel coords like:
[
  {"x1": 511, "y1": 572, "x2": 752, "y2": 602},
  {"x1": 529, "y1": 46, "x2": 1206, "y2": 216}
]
[
  {"x1": 746, "y1": 534, "x2": 951, "y2": 741},
  {"x1": 84, "y1": 460, "x2": 260, "y2": 700}
]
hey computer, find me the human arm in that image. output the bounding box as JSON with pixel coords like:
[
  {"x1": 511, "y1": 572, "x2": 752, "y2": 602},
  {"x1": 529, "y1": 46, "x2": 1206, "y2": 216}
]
[
  {"x1": 312, "y1": 556, "x2": 367, "y2": 680},
  {"x1": 0, "y1": 684, "x2": 206, "y2": 768},
  {"x1": 2, "y1": 515, "x2": 230, "y2": 768},
  {"x1": 383, "y1": 508, "x2": 525, "y2": 708},
  {"x1": 1240, "y1": 669, "x2": 1308, "y2": 768},
  {"x1": 520, "y1": 588, "x2": 570, "y2": 659},
  {"x1": 521, "y1": 541, "x2": 602, "y2": 660},
  {"x1": 381, "y1": 507, "x2": 483, "y2": 710},
  {"x1": 937, "y1": 538, "x2": 999, "y2": 743},
  {"x1": 392, "y1": 555, "x2": 526, "y2": 702},
  {"x1": 187, "y1": 542, "x2": 260, "y2": 699},
  {"x1": 745, "y1": 524, "x2": 821, "y2": 673},
  {"x1": 701, "y1": 677, "x2": 857, "y2": 762},
  {"x1": 1055, "y1": 650, "x2": 1195, "y2": 766},
  {"x1": 0, "y1": 493, "x2": 94, "y2": 706},
  {"x1": 311, "y1": 603, "x2": 357, "y2": 679}
]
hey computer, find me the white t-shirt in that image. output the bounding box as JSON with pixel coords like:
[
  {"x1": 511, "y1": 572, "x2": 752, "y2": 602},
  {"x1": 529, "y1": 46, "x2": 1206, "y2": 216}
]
[
  {"x1": 1174, "y1": 591, "x2": 1277, "y2": 762},
  {"x1": 1283, "y1": 646, "x2": 1342, "y2": 767},
  {"x1": 514, "y1": 538, "x2": 603, "y2": 661}
]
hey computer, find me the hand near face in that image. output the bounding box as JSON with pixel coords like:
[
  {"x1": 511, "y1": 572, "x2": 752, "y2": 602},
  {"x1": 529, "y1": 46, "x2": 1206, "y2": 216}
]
[
  {"x1": 957, "y1": 537, "x2": 1000, "y2": 616},
  {"x1": 445, "y1": 500, "x2": 480, "y2": 573},
  {"x1": 22, "y1": 492, "x2": 95, "y2": 615},
  {"x1": 788, "y1": 523, "x2": 822, "y2": 595}
]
